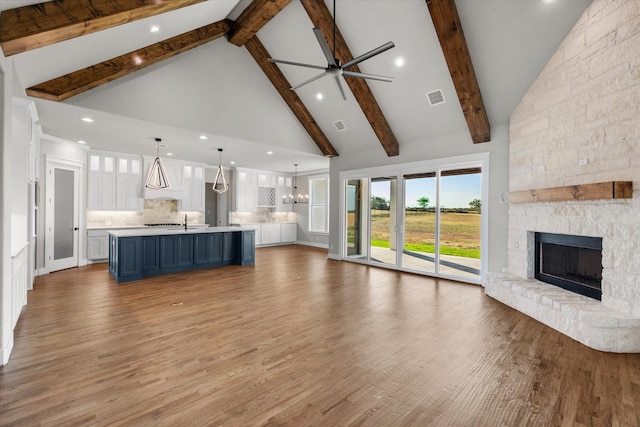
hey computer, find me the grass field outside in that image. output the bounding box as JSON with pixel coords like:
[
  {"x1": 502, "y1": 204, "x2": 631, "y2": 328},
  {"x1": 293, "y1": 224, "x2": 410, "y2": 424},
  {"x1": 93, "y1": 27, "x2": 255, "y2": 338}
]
[{"x1": 368, "y1": 210, "x2": 481, "y2": 259}]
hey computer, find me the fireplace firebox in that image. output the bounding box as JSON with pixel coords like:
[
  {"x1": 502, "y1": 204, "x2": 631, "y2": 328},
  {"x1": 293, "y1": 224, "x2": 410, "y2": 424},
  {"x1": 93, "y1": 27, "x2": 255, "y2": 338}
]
[{"x1": 534, "y1": 232, "x2": 603, "y2": 300}]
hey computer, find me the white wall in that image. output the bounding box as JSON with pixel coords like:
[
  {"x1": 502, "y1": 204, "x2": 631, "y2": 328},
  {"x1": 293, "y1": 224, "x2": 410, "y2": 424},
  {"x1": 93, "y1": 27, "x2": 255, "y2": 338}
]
[
  {"x1": 328, "y1": 124, "x2": 510, "y2": 274},
  {"x1": 0, "y1": 53, "x2": 15, "y2": 364},
  {"x1": 10, "y1": 100, "x2": 30, "y2": 257}
]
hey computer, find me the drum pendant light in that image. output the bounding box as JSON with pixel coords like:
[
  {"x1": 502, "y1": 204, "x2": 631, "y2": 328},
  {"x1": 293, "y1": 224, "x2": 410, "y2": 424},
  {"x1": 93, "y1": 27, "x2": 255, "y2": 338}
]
[{"x1": 145, "y1": 138, "x2": 170, "y2": 189}]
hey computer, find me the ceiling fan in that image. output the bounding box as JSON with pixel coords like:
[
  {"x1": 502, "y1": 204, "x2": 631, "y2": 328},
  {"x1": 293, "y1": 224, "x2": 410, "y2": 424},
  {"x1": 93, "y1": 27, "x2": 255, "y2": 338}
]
[{"x1": 267, "y1": 1, "x2": 395, "y2": 100}]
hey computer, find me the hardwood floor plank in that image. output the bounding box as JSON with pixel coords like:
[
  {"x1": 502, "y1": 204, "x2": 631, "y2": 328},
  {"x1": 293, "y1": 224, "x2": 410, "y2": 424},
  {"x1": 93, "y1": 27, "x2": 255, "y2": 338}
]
[{"x1": 1, "y1": 246, "x2": 639, "y2": 426}]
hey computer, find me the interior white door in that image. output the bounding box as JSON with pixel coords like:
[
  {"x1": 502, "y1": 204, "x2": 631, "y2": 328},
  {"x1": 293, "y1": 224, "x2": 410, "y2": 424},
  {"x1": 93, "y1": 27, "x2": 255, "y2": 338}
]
[{"x1": 46, "y1": 159, "x2": 82, "y2": 272}]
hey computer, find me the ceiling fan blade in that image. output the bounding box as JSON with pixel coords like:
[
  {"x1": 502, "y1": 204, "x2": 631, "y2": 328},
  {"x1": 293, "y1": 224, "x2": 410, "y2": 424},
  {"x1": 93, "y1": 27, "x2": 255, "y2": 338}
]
[
  {"x1": 341, "y1": 41, "x2": 395, "y2": 70},
  {"x1": 267, "y1": 58, "x2": 326, "y2": 70},
  {"x1": 312, "y1": 27, "x2": 337, "y2": 67},
  {"x1": 335, "y1": 76, "x2": 347, "y2": 101},
  {"x1": 290, "y1": 71, "x2": 329, "y2": 91},
  {"x1": 342, "y1": 70, "x2": 394, "y2": 82}
]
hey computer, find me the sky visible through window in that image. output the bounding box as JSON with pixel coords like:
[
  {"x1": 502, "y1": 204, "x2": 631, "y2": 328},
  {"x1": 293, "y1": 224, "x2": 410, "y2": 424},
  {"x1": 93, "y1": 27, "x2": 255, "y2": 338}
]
[{"x1": 371, "y1": 173, "x2": 481, "y2": 209}]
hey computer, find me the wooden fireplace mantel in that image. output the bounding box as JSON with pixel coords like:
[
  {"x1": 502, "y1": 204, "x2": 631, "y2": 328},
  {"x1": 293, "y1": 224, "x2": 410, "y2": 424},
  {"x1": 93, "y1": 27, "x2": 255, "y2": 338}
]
[{"x1": 508, "y1": 181, "x2": 633, "y2": 204}]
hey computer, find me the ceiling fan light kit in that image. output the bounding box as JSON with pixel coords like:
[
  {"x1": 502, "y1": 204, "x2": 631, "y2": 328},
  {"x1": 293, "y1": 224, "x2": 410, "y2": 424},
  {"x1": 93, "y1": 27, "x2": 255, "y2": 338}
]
[{"x1": 267, "y1": 0, "x2": 395, "y2": 101}]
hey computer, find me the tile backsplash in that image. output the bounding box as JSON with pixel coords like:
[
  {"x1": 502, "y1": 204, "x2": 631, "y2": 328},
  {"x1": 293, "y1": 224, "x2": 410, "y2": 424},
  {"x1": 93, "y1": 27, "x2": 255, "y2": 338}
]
[
  {"x1": 230, "y1": 210, "x2": 297, "y2": 224},
  {"x1": 87, "y1": 200, "x2": 204, "y2": 227}
]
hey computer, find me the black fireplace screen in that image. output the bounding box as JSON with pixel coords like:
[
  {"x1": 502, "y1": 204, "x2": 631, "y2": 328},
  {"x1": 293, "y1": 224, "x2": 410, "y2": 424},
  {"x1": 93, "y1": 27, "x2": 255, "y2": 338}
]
[{"x1": 534, "y1": 232, "x2": 603, "y2": 300}]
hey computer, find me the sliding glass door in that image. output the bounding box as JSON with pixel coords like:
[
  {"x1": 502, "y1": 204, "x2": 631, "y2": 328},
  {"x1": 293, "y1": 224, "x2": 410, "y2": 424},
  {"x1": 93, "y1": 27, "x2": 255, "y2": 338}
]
[
  {"x1": 437, "y1": 169, "x2": 482, "y2": 280},
  {"x1": 402, "y1": 172, "x2": 437, "y2": 273},
  {"x1": 341, "y1": 155, "x2": 487, "y2": 284},
  {"x1": 346, "y1": 180, "x2": 364, "y2": 257},
  {"x1": 370, "y1": 176, "x2": 397, "y2": 266}
]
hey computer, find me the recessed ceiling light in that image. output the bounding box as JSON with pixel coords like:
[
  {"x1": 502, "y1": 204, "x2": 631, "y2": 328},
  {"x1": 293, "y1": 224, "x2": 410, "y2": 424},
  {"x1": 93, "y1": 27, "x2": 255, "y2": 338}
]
[
  {"x1": 230, "y1": 161, "x2": 236, "y2": 165},
  {"x1": 166, "y1": 152, "x2": 173, "y2": 156},
  {"x1": 77, "y1": 140, "x2": 86, "y2": 144},
  {"x1": 150, "y1": 25, "x2": 160, "y2": 33},
  {"x1": 316, "y1": 92, "x2": 323, "y2": 100},
  {"x1": 81, "y1": 117, "x2": 93, "y2": 123},
  {"x1": 542, "y1": 0, "x2": 556, "y2": 3},
  {"x1": 199, "y1": 135, "x2": 208, "y2": 140},
  {"x1": 267, "y1": 151, "x2": 273, "y2": 155},
  {"x1": 395, "y1": 57, "x2": 405, "y2": 67}
]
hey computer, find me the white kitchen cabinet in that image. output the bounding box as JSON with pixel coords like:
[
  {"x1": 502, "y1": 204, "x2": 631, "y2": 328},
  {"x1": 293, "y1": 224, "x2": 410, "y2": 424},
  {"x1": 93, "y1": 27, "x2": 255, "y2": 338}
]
[
  {"x1": 234, "y1": 168, "x2": 257, "y2": 212},
  {"x1": 87, "y1": 151, "x2": 116, "y2": 210},
  {"x1": 261, "y1": 223, "x2": 281, "y2": 245},
  {"x1": 181, "y1": 163, "x2": 205, "y2": 211},
  {"x1": 116, "y1": 154, "x2": 143, "y2": 211},
  {"x1": 143, "y1": 156, "x2": 183, "y2": 200},
  {"x1": 280, "y1": 223, "x2": 297, "y2": 243},
  {"x1": 257, "y1": 172, "x2": 276, "y2": 188},
  {"x1": 87, "y1": 233, "x2": 109, "y2": 260}
]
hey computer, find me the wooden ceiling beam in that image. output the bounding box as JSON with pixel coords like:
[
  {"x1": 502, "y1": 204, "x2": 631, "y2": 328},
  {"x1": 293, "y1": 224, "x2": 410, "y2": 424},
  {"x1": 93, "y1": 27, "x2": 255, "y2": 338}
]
[
  {"x1": 299, "y1": 0, "x2": 399, "y2": 157},
  {"x1": 426, "y1": 0, "x2": 490, "y2": 143},
  {"x1": 26, "y1": 20, "x2": 231, "y2": 102},
  {"x1": 244, "y1": 36, "x2": 338, "y2": 158},
  {"x1": 227, "y1": 0, "x2": 292, "y2": 47},
  {"x1": 0, "y1": 0, "x2": 204, "y2": 57}
]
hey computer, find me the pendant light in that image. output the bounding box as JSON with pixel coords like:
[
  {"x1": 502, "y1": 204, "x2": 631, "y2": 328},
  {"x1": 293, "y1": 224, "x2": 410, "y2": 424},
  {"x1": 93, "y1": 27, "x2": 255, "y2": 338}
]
[
  {"x1": 145, "y1": 138, "x2": 170, "y2": 189},
  {"x1": 283, "y1": 164, "x2": 308, "y2": 204},
  {"x1": 212, "y1": 148, "x2": 229, "y2": 193},
  {"x1": 294, "y1": 164, "x2": 309, "y2": 204}
]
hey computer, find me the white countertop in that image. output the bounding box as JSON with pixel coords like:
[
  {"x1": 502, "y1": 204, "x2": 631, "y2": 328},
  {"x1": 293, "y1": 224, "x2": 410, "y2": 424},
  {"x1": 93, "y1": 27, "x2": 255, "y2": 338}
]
[
  {"x1": 87, "y1": 226, "x2": 148, "y2": 230},
  {"x1": 108, "y1": 226, "x2": 245, "y2": 237},
  {"x1": 88, "y1": 224, "x2": 209, "y2": 230}
]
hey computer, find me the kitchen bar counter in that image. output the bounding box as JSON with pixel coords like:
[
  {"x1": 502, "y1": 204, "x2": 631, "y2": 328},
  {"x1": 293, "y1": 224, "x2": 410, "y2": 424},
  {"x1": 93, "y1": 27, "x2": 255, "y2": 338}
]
[
  {"x1": 109, "y1": 226, "x2": 242, "y2": 237},
  {"x1": 108, "y1": 227, "x2": 255, "y2": 283}
]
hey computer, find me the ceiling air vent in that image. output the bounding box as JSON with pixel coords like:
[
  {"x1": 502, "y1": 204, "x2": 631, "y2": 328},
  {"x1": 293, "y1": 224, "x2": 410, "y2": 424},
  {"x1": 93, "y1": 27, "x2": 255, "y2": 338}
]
[
  {"x1": 333, "y1": 120, "x2": 347, "y2": 131},
  {"x1": 427, "y1": 89, "x2": 445, "y2": 106}
]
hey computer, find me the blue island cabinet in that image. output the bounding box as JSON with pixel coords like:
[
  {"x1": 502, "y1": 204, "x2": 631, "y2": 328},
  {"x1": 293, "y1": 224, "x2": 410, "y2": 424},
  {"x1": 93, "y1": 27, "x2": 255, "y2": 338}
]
[
  {"x1": 160, "y1": 234, "x2": 193, "y2": 273},
  {"x1": 142, "y1": 236, "x2": 160, "y2": 274},
  {"x1": 193, "y1": 232, "x2": 224, "y2": 267},
  {"x1": 238, "y1": 229, "x2": 255, "y2": 265},
  {"x1": 109, "y1": 229, "x2": 255, "y2": 283},
  {"x1": 109, "y1": 235, "x2": 143, "y2": 283}
]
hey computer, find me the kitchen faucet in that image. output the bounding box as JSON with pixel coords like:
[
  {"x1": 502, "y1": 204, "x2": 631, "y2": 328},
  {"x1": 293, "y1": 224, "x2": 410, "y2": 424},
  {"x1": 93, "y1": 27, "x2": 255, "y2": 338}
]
[{"x1": 183, "y1": 213, "x2": 188, "y2": 230}]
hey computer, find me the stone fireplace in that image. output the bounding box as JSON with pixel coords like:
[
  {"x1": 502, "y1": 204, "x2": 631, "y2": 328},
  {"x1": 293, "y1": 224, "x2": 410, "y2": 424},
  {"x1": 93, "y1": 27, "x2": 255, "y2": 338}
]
[{"x1": 485, "y1": 0, "x2": 640, "y2": 352}]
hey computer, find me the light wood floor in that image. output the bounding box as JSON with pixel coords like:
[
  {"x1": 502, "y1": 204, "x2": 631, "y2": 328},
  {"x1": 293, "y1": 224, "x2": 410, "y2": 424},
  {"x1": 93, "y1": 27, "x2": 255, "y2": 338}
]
[{"x1": 1, "y1": 246, "x2": 639, "y2": 426}]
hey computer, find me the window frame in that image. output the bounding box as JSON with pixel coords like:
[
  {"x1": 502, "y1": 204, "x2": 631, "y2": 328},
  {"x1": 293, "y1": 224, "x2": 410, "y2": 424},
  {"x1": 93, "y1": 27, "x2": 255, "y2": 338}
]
[{"x1": 308, "y1": 174, "x2": 329, "y2": 234}]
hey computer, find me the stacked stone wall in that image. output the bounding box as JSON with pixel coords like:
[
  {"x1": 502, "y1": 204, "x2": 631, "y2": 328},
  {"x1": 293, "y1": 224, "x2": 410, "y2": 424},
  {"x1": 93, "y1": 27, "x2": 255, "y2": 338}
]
[{"x1": 507, "y1": 0, "x2": 640, "y2": 316}]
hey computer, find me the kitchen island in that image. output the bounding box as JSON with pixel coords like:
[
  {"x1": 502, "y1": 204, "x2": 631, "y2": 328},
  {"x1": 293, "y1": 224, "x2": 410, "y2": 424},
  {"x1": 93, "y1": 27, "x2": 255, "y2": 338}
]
[{"x1": 108, "y1": 227, "x2": 255, "y2": 283}]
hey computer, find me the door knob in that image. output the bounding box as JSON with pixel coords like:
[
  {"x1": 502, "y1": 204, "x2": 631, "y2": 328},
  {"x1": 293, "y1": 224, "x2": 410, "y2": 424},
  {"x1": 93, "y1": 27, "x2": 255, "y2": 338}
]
[{"x1": 74, "y1": 227, "x2": 79, "y2": 231}]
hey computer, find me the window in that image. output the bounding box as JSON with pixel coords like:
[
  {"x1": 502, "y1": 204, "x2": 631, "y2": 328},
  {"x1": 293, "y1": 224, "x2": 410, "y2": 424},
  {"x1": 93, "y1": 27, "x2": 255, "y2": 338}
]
[{"x1": 309, "y1": 175, "x2": 329, "y2": 233}]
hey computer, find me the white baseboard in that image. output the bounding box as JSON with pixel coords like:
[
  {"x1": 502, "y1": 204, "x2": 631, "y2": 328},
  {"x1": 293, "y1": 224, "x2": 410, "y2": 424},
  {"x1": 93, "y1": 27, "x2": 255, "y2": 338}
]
[
  {"x1": 295, "y1": 241, "x2": 329, "y2": 249},
  {"x1": 327, "y1": 253, "x2": 341, "y2": 261}
]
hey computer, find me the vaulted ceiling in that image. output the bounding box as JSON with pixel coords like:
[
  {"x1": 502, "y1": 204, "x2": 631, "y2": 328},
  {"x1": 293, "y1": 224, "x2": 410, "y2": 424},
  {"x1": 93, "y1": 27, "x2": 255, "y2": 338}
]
[{"x1": 1, "y1": 0, "x2": 590, "y2": 173}]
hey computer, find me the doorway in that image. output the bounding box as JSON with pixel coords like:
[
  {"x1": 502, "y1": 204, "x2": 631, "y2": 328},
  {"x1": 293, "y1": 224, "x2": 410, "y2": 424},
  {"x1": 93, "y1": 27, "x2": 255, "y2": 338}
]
[
  {"x1": 45, "y1": 156, "x2": 83, "y2": 272},
  {"x1": 205, "y1": 183, "x2": 218, "y2": 227}
]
